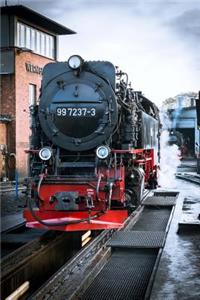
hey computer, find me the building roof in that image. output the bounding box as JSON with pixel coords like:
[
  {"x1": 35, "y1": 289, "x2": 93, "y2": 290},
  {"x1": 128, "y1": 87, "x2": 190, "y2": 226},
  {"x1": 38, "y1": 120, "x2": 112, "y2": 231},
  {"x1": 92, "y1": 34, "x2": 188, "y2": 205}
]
[{"x1": 1, "y1": 5, "x2": 76, "y2": 35}]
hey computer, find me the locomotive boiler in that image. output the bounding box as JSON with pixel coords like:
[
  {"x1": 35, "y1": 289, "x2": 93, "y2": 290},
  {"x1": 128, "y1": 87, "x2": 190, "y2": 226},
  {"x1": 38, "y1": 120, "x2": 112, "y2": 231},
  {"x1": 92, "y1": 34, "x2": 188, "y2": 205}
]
[{"x1": 24, "y1": 55, "x2": 160, "y2": 231}]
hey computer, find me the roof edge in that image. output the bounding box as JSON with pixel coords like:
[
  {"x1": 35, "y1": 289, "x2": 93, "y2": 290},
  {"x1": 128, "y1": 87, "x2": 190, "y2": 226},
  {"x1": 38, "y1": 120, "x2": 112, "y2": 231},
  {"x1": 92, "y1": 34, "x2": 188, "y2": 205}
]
[{"x1": 1, "y1": 5, "x2": 76, "y2": 35}]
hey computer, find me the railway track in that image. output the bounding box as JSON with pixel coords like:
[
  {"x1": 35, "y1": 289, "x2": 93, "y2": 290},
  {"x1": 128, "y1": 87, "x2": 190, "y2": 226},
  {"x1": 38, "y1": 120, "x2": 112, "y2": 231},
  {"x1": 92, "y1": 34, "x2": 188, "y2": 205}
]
[
  {"x1": 1, "y1": 229, "x2": 87, "y2": 299},
  {"x1": 32, "y1": 190, "x2": 178, "y2": 300},
  {"x1": 1, "y1": 221, "x2": 25, "y2": 235},
  {"x1": 2, "y1": 190, "x2": 178, "y2": 300},
  {"x1": 0, "y1": 190, "x2": 150, "y2": 299},
  {"x1": 0, "y1": 182, "x2": 26, "y2": 194},
  {"x1": 1, "y1": 222, "x2": 28, "y2": 257},
  {"x1": 31, "y1": 192, "x2": 177, "y2": 300},
  {"x1": 32, "y1": 207, "x2": 144, "y2": 300},
  {"x1": 176, "y1": 172, "x2": 200, "y2": 185},
  {"x1": 1, "y1": 221, "x2": 55, "y2": 258}
]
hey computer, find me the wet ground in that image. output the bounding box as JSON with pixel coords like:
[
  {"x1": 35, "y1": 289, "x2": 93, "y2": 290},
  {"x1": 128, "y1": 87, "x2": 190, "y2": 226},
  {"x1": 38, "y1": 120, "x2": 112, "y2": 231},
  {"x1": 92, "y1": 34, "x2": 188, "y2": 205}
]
[
  {"x1": 1, "y1": 191, "x2": 26, "y2": 232},
  {"x1": 1, "y1": 191, "x2": 26, "y2": 216},
  {"x1": 150, "y1": 179, "x2": 200, "y2": 300},
  {"x1": 177, "y1": 158, "x2": 197, "y2": 173}
]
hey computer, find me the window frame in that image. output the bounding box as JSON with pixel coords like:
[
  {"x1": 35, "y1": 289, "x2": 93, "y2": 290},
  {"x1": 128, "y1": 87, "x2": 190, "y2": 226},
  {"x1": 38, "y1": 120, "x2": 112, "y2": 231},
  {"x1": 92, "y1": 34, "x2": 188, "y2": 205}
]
[
  {"x1": 16, "y1": 21, "x2": 56, "y2": 59},
  {"x1": 29, "y1": 83, "x2": 37, "y2": 106}
]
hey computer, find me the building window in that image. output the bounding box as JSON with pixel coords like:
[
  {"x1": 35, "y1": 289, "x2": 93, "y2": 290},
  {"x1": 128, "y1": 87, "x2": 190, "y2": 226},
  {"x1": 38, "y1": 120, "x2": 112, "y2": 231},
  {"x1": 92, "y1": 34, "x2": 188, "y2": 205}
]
[
  {"x1": 30, "y1": 28, "x2": 36, "y2": 51},
  {"x1": 191, "y1": 98, "x2": 195, "y2": 107},
  {"x1": 26, "y1": 26, "x2": 31, "y2": 49},
  {"x1": 16, "y1": 21, "x2": 55, "y2": 59},
  {"x1": 29, "y1": 84, "x2": 37, "y2": 106},
  {"x1": 41, "y1": 33, "x2": 45, "y2": 56},
  {"x1": 36, "y1": 30, "x2": 40, "y2": 53}
]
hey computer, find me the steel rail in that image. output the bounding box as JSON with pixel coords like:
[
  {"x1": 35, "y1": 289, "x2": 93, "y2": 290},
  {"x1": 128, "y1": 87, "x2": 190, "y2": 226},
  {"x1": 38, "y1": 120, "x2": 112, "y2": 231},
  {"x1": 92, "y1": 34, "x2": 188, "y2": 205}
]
[
  {"x1": 0, "y1": 230, "x2": 81, "y2": 300},
  {"x1": 32, "y1": 192, "x2": 151, "y2": 300},
  {"x1": 176, "y1": 173, "x2": 200, "y2": 185},
  {"x1": 1, "y1": 190, "x2": 151, "y2": 299}
]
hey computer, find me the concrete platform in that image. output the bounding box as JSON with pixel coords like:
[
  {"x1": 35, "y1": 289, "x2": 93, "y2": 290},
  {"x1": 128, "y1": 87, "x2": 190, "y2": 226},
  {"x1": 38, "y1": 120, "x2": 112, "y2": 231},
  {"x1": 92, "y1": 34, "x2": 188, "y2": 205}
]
[
  {"x1": 178, "y1": 197, "x2": 200, "y2": 232},
  {"x1": 150, "y1": 180, "x2": 200, "y2": 300},
  {"x1": 1, "y1": 213, "x2": 25, "y2": 232},
  {"x1": 178, "y1": 158, "x2": 197, "y2": 168},
  {"x1": 1, "y1": 190, "x2": 26, "y2": 232}
]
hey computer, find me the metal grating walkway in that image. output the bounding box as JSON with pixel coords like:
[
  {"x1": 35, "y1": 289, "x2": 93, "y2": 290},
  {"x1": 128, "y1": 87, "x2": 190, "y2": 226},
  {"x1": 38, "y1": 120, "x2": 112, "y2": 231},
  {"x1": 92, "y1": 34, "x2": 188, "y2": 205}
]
[
  {"x1": 81, "y1": 249, "x2": 157, "y2": 300},
  {"x1": 132, "y1": 207, "x2": 171, "y2": 232},
  {"x1": 143, "y1": 196, "x2": 177, "y2": 206},
  {"x1": 107, "y1": 231, "x2": 166, "y2": 248},
  {"x1": 80, "y1": 193, "x2": 178, "y2": 300},
  {"x1": 153, "y1": 191, "x2": 178, "y2": 197}
]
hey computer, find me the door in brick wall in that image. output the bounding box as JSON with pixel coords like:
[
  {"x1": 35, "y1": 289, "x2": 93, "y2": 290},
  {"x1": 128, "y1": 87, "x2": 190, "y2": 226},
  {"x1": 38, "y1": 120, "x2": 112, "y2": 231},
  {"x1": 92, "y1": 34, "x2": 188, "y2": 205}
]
[{"x1": 0, "y1": 123, "x2": 7, "y2": 180}]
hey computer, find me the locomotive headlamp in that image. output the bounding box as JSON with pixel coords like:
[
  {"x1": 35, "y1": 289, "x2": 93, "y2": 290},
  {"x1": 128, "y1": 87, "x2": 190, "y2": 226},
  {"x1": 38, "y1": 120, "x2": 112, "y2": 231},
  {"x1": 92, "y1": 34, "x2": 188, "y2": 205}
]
[
  {"x1": 68, "y1": 55, "x2": 83, "y2": 70},
  {"x1": 39, "y1": 147, "x2": 52, "y2": 161},
  {"x1": 96, "y1": 146, "x2": 110, "y2": 159}
]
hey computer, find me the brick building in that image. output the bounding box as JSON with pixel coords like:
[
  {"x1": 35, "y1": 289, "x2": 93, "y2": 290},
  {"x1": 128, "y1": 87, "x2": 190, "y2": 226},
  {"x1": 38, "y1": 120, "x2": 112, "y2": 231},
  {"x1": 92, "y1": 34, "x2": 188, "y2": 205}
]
[{"x1": 0, "y1": 5, "x2": 75, "y2": 180}]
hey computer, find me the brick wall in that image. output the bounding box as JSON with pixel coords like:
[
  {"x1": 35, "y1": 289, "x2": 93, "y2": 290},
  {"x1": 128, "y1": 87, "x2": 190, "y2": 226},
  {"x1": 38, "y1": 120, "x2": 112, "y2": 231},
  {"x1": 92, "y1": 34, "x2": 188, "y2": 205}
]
[
  {"x1": 0, "y1": 71, "x2": 16, "y2": 179},
  {"x1": 0, "y1": 74, "x2": 16, "y2": 152},
  {"x1": 15, "y1": 50, "x2": 53, "y2": 178},
  {"x1": 0, "y1": 123, "x2": 7, "y2": 178}
]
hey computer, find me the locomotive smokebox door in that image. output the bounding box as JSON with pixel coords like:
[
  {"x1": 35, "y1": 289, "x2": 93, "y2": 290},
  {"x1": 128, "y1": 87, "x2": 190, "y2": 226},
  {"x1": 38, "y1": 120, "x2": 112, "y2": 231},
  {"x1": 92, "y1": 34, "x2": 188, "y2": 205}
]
[{"x1": 38, "y1": 60, "x2": 118, "y2": 151}]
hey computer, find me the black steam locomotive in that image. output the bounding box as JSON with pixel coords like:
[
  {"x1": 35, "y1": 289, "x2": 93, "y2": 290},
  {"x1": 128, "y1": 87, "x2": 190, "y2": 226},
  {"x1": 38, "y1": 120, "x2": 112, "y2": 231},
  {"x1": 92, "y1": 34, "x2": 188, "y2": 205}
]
[{"x1": 24, "y1": 55, "x2": 160, "y2": 231}]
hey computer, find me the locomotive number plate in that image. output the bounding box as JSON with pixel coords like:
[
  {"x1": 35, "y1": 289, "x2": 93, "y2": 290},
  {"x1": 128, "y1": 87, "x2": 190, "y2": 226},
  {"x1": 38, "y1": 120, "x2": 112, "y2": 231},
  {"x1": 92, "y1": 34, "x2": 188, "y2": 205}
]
[{"x1": 56, "y1": 107, "x2": 96, "y2": 117}]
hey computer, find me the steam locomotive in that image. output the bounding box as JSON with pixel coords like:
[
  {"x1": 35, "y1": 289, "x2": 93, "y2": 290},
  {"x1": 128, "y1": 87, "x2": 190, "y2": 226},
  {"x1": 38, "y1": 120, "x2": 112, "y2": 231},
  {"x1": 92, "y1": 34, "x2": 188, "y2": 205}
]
[
  {"x1": 168, "y1": 129, "x2": 185, "y2": 157},
  {"x1": 24, "y1": 55, "x2": 160, "y2": 231}
]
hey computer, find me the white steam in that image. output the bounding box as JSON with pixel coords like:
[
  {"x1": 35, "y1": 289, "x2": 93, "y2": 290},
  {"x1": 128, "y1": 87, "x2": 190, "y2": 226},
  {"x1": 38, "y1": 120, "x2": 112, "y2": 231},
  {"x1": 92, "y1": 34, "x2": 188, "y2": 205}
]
[{"x1": 158, "y1": 130, "x2": 181, "y2": 188}]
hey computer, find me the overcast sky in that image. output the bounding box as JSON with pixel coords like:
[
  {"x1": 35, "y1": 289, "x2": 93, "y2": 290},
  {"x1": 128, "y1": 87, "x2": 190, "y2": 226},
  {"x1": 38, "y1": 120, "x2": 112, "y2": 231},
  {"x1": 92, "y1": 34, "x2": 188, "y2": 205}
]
[{"x1": 2, "y1": 0, "x2": 200, "y2": 106}]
